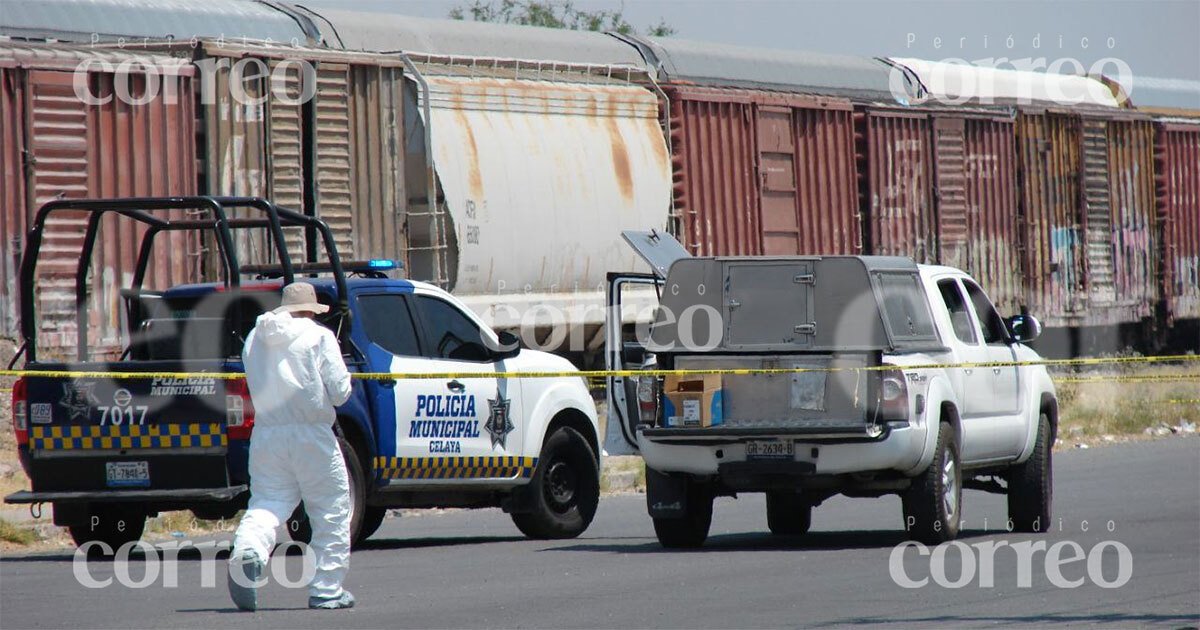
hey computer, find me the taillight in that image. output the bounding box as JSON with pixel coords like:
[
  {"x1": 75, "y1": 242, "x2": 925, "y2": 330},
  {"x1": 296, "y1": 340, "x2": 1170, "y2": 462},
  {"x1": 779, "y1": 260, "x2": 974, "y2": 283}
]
[
  {"x1": 637, "y1": 374, "x2": 659, "y2": 425},
  {"x1": 877, "y1": 367, "x2": 909, "y2": 423},
  {"x1": 12, "y1": 378, "x2": 28, "y2": 446},
  {"x1": 225, "y1": 378, "x2": 255, "y2": 440}
]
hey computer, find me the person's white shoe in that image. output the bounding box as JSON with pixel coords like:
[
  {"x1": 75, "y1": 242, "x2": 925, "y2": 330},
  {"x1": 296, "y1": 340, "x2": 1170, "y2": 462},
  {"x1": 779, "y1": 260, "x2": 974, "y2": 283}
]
[
  {"x1": 308, "y1": 590, "x2": 356, "y2": 610},
  {"x1": 227, "y1": 551, "x2": 264, "y2": 612}
]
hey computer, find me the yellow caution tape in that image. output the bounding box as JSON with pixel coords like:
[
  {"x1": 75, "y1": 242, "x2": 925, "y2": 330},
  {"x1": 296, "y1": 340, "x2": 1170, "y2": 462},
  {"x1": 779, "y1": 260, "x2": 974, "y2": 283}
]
[
  {"x1": 0, "y1": 353, "x2": 1197, "y2": 381},
  {"x1": 1054, "y1": 373, "x2": 1200, "y2": 384}
]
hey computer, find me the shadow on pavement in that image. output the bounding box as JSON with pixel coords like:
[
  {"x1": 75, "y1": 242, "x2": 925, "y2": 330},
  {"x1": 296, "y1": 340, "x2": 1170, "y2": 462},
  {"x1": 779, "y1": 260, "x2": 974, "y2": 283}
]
[
  {"x1": 545, "y1": 528, "x2": 1000, "y2": 553},
  {"x1": 354, "y1": 535, "x2": 525, "y2": 551}
]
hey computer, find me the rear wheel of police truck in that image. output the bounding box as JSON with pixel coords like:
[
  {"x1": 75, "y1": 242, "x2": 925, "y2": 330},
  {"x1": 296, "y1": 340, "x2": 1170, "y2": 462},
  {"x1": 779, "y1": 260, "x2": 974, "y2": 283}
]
[
  {"x1": 67, "y1": 503, "x2": 147, "y2": 553},
  {"x1": 511, "y1": 427, "x2": 600, "y2": 539}
]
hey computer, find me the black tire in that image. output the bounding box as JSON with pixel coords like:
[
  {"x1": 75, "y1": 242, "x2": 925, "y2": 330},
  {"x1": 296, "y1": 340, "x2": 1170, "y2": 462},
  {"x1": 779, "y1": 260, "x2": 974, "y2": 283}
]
[
  {"x1": 68, "y1": 503, "x2": 146, "y2": 553},
  {"x1": 511, "y1": 426, "x2": 600, "y2": 539},
  {"x1": 652, "y1": 479, "x2": 714, "y2": 548},
  {"x1": 286, "y1": 436, "x2": 367, "y2": 546},
  {"x1": 766, "y1": 491, "x2": 812, "y2": 536},
  {"x1": 358, "y1": 506, "x2": 388, "y2": 542},
  {"x1": 902, "y1": 422, "x2": 961, "y2": 544},
  {"x1": 1008, "y1": 413, "x2": 1053, "y2": 533}
]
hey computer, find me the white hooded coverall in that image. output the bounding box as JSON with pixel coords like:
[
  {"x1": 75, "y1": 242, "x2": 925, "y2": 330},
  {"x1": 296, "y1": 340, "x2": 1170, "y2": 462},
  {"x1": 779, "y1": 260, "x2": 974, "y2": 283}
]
[{"x1": 231, "y1": 310, "x2": 354, "y2": 599}]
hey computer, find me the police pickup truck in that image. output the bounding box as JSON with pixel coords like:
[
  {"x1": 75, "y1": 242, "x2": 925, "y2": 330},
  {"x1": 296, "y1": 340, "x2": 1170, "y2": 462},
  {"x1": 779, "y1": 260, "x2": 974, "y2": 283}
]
[
  {"x1": 6, "y1": 197, "x2": 600, "y2": 550},
  {"x1": 604, "y1": 231, "x2": 1057, "y2": 547}
]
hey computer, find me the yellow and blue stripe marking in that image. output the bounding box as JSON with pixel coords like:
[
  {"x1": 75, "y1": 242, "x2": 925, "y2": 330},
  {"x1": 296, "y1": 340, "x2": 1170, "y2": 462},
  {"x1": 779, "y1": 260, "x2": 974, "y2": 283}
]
[
  {"x1": 374, "y1": 456, "x2": 538, "y2": 480},
  {"x1": 30, "y1": 423, "x2": 226, "y2": 450}
]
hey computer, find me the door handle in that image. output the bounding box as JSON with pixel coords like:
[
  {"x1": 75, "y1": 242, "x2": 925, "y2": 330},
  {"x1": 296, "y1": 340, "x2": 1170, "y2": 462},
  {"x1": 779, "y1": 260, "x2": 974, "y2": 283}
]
[
  {"x1": 992, "y1": 368, "x2": 1002, "y2": 374},
  {"x1": 446, "y1": 380, "x2": 466, "y2": 393},
  {"x1": 379, "y1": 378, "x2": 396, "y2": 389},
  {"x1": 964, "y1": 368, "x2": 973, "y2": 375}
]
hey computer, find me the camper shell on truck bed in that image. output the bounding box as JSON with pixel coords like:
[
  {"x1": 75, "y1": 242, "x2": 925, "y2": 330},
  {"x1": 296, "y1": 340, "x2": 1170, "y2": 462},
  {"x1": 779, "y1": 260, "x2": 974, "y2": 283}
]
[{"x1": 624, "y1": 230, "x2": 946, "y2": 439}]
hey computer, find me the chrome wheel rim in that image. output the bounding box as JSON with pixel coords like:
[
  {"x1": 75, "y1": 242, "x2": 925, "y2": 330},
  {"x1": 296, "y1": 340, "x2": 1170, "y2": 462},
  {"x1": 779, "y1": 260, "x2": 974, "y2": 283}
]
[{"x1": 942, "y1": 450, "x2": 958, "y2": 523}]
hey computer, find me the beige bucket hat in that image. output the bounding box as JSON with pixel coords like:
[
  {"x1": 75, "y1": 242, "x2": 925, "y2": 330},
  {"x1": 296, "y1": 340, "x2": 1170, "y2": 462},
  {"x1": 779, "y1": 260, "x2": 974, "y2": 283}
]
[{"x1": 272, "y1": 282, "x2": 330, "y2": 315}]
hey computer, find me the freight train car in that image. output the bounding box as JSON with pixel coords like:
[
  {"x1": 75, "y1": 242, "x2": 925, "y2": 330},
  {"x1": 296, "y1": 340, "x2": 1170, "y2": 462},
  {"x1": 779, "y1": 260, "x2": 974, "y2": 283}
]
[
  {"x1": 285, "y1": 5, "x2": 675, "y2": 355},
  {"x1": 2, "y1": 0, "x2": 1196, "y2": 357}
]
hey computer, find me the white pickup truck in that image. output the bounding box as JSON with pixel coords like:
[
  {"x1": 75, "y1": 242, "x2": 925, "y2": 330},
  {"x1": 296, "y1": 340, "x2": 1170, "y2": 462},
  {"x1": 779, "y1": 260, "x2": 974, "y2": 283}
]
[{"x1": 604, "y1": 231, "x2": 1057, "y2": 547}]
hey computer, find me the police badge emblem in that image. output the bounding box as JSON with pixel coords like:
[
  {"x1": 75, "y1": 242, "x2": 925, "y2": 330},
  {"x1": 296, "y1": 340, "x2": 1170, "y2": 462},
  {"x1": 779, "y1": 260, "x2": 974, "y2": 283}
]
[{"x1": 484, "y1": 389, "x2": 514, "y2": 449}]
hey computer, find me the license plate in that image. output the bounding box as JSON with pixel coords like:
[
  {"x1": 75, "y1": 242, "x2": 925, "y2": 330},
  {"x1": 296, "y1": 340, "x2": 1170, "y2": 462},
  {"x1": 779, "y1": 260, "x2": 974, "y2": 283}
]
[
  {"x1": 745, "y1": 440, "x2": 794, "y2": 461},
  {"x1": 106, "y1": 461, "x2": 150, "y2": 487}
]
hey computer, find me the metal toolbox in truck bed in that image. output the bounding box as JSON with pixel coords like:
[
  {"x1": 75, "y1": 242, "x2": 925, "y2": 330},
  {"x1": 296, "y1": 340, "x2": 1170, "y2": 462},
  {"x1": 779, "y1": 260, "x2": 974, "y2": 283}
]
[{"x1": 622, "y1": 230, "x2": 945, "y2": 355}]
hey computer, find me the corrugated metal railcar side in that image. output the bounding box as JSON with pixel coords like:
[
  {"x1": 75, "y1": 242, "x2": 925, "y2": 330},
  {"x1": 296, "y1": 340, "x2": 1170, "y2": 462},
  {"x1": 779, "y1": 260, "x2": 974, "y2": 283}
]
[
  {"x1": 1156, "y1": 122, "x2": 1200, "y2": 322},
  {"x1": 0, "y1": 43, "x2": 200, "y2": 355},
  {"x1": 1, "y1": 65, "x2": 27, "y2": 340},
  {"x1": 857, "y1": 108, "x2": 935, "y2": 263},
  {"x1": 1099, "y1": 115, "x2": 1157, "y2": 324},
  {"x1": 185, "y1": 42, "x2": 406, "y2": 270},
  {"x1": 667, "y1": 86, "x2": 860, "y2": 257},
  {"x1": 1016, "y1": 109, "x2": 1085, "y2": 327},
  {"x1": 930, "y1": 113, "x2": 1024, "y2": 315}
]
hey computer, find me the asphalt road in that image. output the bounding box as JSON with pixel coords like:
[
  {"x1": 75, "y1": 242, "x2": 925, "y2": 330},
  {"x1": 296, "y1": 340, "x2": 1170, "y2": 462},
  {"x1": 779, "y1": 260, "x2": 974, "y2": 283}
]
[{"x1": 2, "y1": 436, "x2": 1197, "y2": 629}]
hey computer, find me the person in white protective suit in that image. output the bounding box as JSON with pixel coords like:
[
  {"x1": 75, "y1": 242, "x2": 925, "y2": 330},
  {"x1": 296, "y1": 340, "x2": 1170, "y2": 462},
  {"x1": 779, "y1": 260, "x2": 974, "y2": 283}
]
[{"x1": 227, "y1": 282, "x2": 355, "y2": 611}]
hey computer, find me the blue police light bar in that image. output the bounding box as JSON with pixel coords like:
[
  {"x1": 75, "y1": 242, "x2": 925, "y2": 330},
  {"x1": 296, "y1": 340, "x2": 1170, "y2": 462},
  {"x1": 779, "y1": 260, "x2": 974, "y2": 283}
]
[{"x1": 367, "y1": 259, "x2": 397, "y2": 270}]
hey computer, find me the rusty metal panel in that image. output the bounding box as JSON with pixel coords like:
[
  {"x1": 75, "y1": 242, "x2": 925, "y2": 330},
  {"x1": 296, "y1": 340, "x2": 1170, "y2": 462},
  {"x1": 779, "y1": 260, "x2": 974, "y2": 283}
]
[
  {"x1": 669, "y1": 88, "x2": 759, "y2": 256},
  {"x1": 347, "y1": 64, "x2": 405, "y2": 265},
  {"x1": 668, "y1": 86, "x2": 858, "y2": 257},
  {"x1": 792, "y1": 106, "x2": 860, "y2": 255},
  {"x1": 1105, "y1": 118, "x2": 1157, "y2": 322},
  {"x1": 757, "y1": 106, "x2": 800, "y2": 254},
  {"x1": 1017, "y1": 111, "x2": 1083, "y2": 326},
  {"x1": 204, "y1": 61, "x2": 271, "y2": 271},
  {"x1": 313, "y1": 63, "x2": 354, "y2": 257},
  {"x1": 422, "y1": 74, "x2": 671, "y2": 297},
  {"x1": 1081, "y1": 117, "x2": 1116, "y2": 304},
  {"x1": 1155, "y1": 123, "x2": 1199, "y2": 321},
  {"x1": 19, "y1": 64, "x2": 198, "y2": 355},
  {"x1": 961, "y1": 117, "x2": 1023, "y2": 315},
  {"x1": 1, "y1": 67, "x2": 27, "y2": 340},
  {"x1": 266, "y1": 58, "x2": 306, "y2": 259},
  {"x1": 933, "y1": 117, "x2": 968, "y2": 269},
  {"x1": 860, "y1": 109, "x2": 935, "y2": 263}
]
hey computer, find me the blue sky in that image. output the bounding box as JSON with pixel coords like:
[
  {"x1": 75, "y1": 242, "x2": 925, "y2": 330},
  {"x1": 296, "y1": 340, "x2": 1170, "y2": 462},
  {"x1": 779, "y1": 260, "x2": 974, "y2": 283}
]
[{"x1": 298, "y1": 0, "x2": 1200, "y2": 80}]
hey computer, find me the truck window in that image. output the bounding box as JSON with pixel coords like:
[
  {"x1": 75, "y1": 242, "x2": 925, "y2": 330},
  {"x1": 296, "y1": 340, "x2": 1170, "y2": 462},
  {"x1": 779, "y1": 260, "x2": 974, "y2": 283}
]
[
  {"x1": 937, "y1": 279, "x2": 978, "y2": 344},
  {"x1": 357, "y1": 294, "x2": 421, "y2": 357},
  {"x1": 876, "y1": 273, "x2": 937, "y2": 340},
  {"x1": 413, "y1": 295, "x2": 491, "y2": 361},
  {"x1": 962, "y1": 280, "x2": 1008, "y2": 345}
]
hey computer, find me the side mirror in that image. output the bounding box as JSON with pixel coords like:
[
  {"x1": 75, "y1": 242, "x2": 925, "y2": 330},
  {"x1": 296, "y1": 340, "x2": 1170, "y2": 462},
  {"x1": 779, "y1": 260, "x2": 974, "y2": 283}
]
[
  {"x1": 493, "y1": 330, "x2": 521, "y2": 360},
  {"x1": 1007, "y1": 315, "x2": 1042, "y2": 344}
]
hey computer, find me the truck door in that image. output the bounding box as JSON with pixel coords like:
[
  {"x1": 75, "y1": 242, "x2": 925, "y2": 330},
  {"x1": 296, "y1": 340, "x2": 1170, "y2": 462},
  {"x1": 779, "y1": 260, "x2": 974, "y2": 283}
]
[
  {"x1": 934, "y1": 278, "x2": 1000, "y2": 461},
  {"x1": 355, "y1": 292, "x2": 523, "y2": 481},
  {"x1": 962, "y1": 279, "x2": 1024, "y2": 459},
  {"x1": 603, "y1": 231, "x2": 689, "y2": 456},
  {"x1": 603, "y1": 273, "x2": 662, "y2": 456},
  {"x1": 404, "y1": 294, "x2": 525, "y2": 473}
]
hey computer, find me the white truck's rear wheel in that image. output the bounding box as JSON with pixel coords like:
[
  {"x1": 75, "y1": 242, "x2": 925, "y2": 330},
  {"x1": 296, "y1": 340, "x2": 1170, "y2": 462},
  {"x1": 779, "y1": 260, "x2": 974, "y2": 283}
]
[
  {"x1": 1008, "y1": 413, "x2": 1053, "y2": 532},
  {"x1": 902, "y1": 421, "x2": 961, "y2": 543},
  {"x1": 651, "y1": 477, "x2": 714, "y2": 548},
  {"x1": 766, "y1": 491, "x2": 812, "y2": 536}
]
